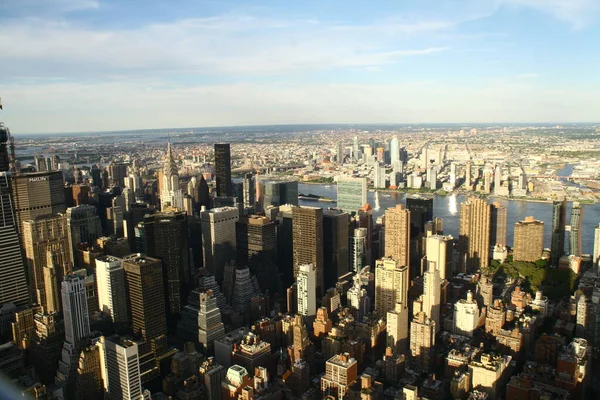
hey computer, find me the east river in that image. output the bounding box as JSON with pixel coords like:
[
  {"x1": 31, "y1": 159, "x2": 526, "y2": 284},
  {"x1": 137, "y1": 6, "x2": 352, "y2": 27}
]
[{"x1": 297, "y1": 183, "x2": 600, "y2": 255}]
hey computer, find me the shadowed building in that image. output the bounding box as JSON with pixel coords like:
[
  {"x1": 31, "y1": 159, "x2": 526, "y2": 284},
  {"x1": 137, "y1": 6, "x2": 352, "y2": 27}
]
[
  {"x1": 215, "y1": 144, "x2": 232, "y2": 197},
  {"x1": 292, "y1": 206, "x2": 324, "y2": 297},
  {"x1": 459, "y1": 197, "x2": 490, "y2": 272}
]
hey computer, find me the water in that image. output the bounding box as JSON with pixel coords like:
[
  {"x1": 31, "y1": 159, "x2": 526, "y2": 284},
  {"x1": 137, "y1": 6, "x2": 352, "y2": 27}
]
[{"x1": 298, "y1": 183, "x2": 600, "y2": 255}]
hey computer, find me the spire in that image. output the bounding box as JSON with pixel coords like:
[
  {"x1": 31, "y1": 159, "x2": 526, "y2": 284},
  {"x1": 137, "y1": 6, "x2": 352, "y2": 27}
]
[{"x1": 163, "y1": 140, "x2": 178, "y2": 178}]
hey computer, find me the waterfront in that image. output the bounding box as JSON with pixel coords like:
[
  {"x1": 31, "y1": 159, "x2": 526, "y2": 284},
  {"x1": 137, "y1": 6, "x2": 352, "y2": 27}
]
[{"x1": 298, "y1": 183, "x2": 600, "y2": 255}]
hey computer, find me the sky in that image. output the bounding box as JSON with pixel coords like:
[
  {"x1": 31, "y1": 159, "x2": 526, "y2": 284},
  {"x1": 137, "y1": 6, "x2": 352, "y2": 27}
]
[{"x1": 1, "y1": 0, "x2": 599, "y2": 134}]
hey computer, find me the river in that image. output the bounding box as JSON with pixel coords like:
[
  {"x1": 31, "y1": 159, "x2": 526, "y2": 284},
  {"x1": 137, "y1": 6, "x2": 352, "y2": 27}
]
[{"x1": 297, "y1": 183, "x2": 599, "y2": 255}]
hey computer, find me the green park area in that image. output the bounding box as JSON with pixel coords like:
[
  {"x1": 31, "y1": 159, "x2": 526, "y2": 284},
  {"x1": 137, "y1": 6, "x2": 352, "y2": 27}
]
[{"x1": 484, "y1": 257, "x2": 578, "y2": 301}]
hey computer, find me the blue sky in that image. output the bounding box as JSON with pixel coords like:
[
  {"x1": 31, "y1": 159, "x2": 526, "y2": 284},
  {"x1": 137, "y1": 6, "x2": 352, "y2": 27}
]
[{"x1": 0, "y1": 0, "x2": 599, "y2": 133}]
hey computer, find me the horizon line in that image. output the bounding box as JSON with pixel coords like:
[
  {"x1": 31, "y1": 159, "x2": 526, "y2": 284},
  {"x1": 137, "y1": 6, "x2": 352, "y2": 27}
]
[{"x1": 7, "y1": 121, "x2": 600, "y2": 137}]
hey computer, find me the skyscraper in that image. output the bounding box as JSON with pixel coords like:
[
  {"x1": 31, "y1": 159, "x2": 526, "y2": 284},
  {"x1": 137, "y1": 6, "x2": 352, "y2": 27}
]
[
  {"x1": 375, "y1": 257, "x2": 408, "y2": 316},
  {"x1": 336, "y1": 176, "x2": 367, "y2": 213},
  {"x1": 594, "y1": 224, "x2": 600, "y2": 266},
  {"x1": 465, "y1": 162, "x2": 472, "y2": 190},
  {"x1": 235, "y1": 215, "x2": 277, "y2": 294},
  {"x1": 242, "y1": 173, "x2": 255, "y2": 211},
  {"x1": 22, "y1": 214, "x2": 73, "y2": 311},
  {"x1": 61, "y1": 274, "x2": 91, "y2": 345},
  {"x1": 297, "y1": 264, "x2": 317, "y2": 317},
  {"x1": 98, "y1": 336, "x2": 144, "y2": 400},
  {"x1": 390, "y1": 137, "x2": 399, "y2": 165},
  {"x1": 262, "y1": 180, "x2": 298, "y2": 207},
  {"x1": 95, "y1": 255, "x2": 128, "y2": 324},
  {"x1": 569, "y1": 202, "x2": 583, "y2": 257},
  {"x1": 0, "y1": 165, "x2": 30, "y2": 306},
  {"x1": 551, "y1": 198, "x2": 567, "y2": 266},
  {"x1": 123, "y1": 254, "x2": 167, "y2": 343},
  {"x1": 353, "y1": 227, "x2": 369, "y2": 273},
  {"x1": 143, "y1": 211, "x2": 189, "y2": 315},
  {"x1": 292, "y1": 206, "x2": 324, "y2": 296},
  {"x1": 406, "y1": 196, "x2": 433, "y2": 238},
  {"x1": 384, "y1": 204, "x2": 410, "y2": 269},
  {"x1": 323, "y1": 208, "x2": 349, "y2": 289},
  {"x1": 426, "y1": 235, "x2": 453, "y2": 281},
  {"x1": 66, "y1": 205, "x2": 102, "y2": 263},
  {"x1": 490, "y1": 202, "x2": 507, "y2": 247},
  {"x1": 459, "y1": 197, "x2": 490, "y2": 271},
  {"x1": 423, "y1": 261, "x2": 441, "y2": 333},
  {"x1": 160, "y1": 142, "x2": 184, "y2": 211},
  {"x1": 123, "y1": 254, "x2": 171, "y2": 382},
  {"x1": 12, "y1": 171, "x2": 66, "y2": 239},
  {"x1": 513, "y1": 217, "x2": 544, "y2": 262},
  {"x1": 410, "y1": 312, "x2": 435, "y2": 371},
  {"x1": 201, "y1": 207, "x2": 239, "y2": 284},
  {"x1": 198, "y1": 290, "x2": 226, "y2": 354},
  {"x1": 214, "y1": 144, "x2": 232, "y2": 197}
]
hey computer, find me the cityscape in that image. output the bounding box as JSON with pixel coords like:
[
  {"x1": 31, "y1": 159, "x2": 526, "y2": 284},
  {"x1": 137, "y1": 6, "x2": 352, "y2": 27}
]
[
  {"x1": 0, "y1": 116, "x2": 599, "y2": 400},
  {"x1": 1, "y1": 0, "x2": 600, "y2": 399}
]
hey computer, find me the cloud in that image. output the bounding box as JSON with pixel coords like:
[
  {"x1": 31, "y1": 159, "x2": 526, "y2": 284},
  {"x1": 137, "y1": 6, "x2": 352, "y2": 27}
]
[
  {"x1": 0, "y1": 12, "x2": 455, "y2": 79},
  {"x1": 0, "y1": 0, "x2": 99, "y2": 16},
  {"x1": 496, "y1": 0, "x2": 600, "y2": 28}
]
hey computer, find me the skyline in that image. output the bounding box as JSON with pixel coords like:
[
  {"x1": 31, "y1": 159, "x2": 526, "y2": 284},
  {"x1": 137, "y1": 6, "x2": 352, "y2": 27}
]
[{"x1": 1, "y1": 0, "x2": 600, "y2": 133}]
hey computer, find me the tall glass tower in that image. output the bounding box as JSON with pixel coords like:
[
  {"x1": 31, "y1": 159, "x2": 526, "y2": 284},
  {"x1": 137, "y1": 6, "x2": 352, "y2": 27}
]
[{"x1": 0, "y1": 120, "x2": 30, "y2": 307}]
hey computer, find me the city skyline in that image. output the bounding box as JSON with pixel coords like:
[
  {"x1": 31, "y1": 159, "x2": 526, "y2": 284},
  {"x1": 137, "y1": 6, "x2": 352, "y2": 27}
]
[{"x1": 1, "y1": 0, "x2": 600, "y2": 133}]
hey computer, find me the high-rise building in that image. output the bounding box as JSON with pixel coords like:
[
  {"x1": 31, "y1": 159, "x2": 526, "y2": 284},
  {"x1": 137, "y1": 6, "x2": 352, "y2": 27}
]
[
  {"x1": 465, "y1": 161, "x2": 472, "y2": 190},
  {"x1": 336, "y1": 176, "x2": 367, "y2": 213},
  {"x1": 98, "y1": 335, "x2": 144, "y2": 400},
  {"x1": 373, "y1": 162, "x2": 386, "y2": 189},
  {"x1": 321, "y1": 353, "x2": 358, "y2": 399},
  {"x1": 323, "y1": 209, "x2": 349, "y2": 289},
  {"x1": 199, "y1": 357, "x2": 226, "y2": 400},
  {"x1": 201, "y1": 207, "x2": 239, "y2": 284},
  {"x1": 62, "y1": 274, "x2": 91, "y2": 345},
  {"x1": 353, "y1": 227, "x2": 369, "y2": 273},
  {"x1": 490, "y1": 202, "x2": 507, "y2": 247},
  {"x1": 423, "y1": 261, "x2": 441, "y2": 334},
  {"x1": 297, "y1": 264, "x2": 317, "y2": 317},
  {"x1": 262, "y1": 180, "x2": 298, "y2": 207},
  {"x1": 235, "y1": 215, "x2": 277, "y2": 294},
  {"x1": 123, "y1": 254, "x2": 167, "y2": 343},
  {"x1": 292, "y1": 206, "x2": 324, "y2": 296},
  {"x1": 0, "y1": 170, "x2": 30, "y2": 307},
  {"x1": 347, "y1": 274, "x2": 370, "y2": 321},
  {"x1": 569, "y1": 202, "x2": 583, "y2": 257},
  {"x1": 513, "y1": 216, "x2": 544, "y2": 262},
  {"x1": 66, "y1": 205, "x2": 102, "y2": 263},
  {"x1": 387, "y1": 303, "x2": 409, "y2": 355},
  {"x1": 22, "y1": 214, "x2": 72, "y2": 311},
  {"x1": 108, "y1": 163, "x2": 128, "y2": 188},
  {"x1": 198, "y1": 290, "x2": 226, "y2": 353},
  {"x1": 375, "y1": 257, "x2": 408, "y2": 316},
  {"x1": 12, "y1": 171, "x2": 66, "y2": 239},
  {"x1": 594, "y1": 224, "x2": 600, "y2": 266},
  {"x1": 74, "y1": 345, "x2": 103, "y2": 400},
  {"x1": 160, "y1": 142, "x2": 184, "y2": 211},
  {"x1": 410, "y1": 312, "x2": 435, "y2": 372},
  {"x1": 390, "y1": 137, "x2": 399, "y2": 165},
  {"x1": 242, "y1": 173, "x2": 255, "y2": 211},
  {"x1": 214, "y1": 144, "x2": 232, "y2": 197},
  {"x1": 142, "y1": 211, "x2": 189, "y2": 315},
  {"x1": 384, "y1": 204, "x2": 410, "y2": 269},
  {"x1": 551, "y1": 198, "x2": 567, "y2": 266},
  {"x1": 337, "y1": 142, "x2": 344, "y2": 164},
  {"x1": 426, "y1": 235, "x2": 453, "y2": 281},
  {"x1": 453, "y1": 291, "x2": 479, "y2": 337},
  {"x1": 459, "y1": 197, "x2": 490, "y2": 271},
  {"x1": 95, "y1": 256, "x2": 128, "y2": 324},
  {"x1": 228, "y1": 266, "x2": 261, "y2": 315},
  {"x1": 406, "y1": 196, "x2": 432, "y2": 238}
]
